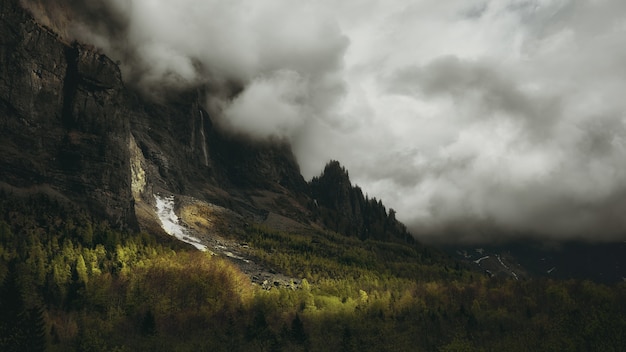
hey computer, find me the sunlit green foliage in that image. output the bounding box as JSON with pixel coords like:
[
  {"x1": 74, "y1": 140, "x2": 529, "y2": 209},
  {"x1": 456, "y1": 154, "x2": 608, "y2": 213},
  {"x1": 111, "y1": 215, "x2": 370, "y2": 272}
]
[{"x1": 0, "y1": 191, "x2": 625, "y2": 351}]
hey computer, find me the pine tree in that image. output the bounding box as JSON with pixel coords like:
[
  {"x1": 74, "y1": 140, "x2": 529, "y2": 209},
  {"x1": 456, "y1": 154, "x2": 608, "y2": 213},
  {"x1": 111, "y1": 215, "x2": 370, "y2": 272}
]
[
  {"x1": 141, "y1": 310, "x2": 157, "y2": 336},
  {"x1": 290, "y1": 314, "x2": 307, "y2": 345},
  {"x1": 21, "y1": 306, "x2": 47, "y2": 352},
  {"x1": 0, "y1": 263, "x2": 47, "y2": 352}
]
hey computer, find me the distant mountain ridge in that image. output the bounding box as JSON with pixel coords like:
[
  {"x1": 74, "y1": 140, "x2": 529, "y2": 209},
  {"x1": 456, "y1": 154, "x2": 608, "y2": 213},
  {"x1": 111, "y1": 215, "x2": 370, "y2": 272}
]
[{"x1": 444, "y1": 240, "x2": 626, "y2": 284}]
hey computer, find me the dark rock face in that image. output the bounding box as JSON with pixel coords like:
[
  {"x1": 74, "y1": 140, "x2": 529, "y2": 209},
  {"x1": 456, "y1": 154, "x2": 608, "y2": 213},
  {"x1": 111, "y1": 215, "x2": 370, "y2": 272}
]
[
  {"x1": 311, "y1": 161, "x2": 413, "y2": 243},
  {"x1": 127, "y1": 89, "x2": 309, "y2": 199},
  {"x1": 0, "y1": 0, "x2": 411, "y2": 244},
  {"x1": 0, "y1": 0, "x2": 309, "y2": 229},
  {"x1": 0, "y1": 0, "x2": 135, "y2": 227},
  {"x1": 209, "y1": 134, "x2": 308, "y2": 193}
]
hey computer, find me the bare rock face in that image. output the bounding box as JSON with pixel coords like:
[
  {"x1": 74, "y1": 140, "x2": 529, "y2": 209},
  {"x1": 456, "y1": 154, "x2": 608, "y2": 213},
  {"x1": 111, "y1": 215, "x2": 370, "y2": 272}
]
[
  {"x1": 0, "y1": 0, "x2": 408, "y2": 245},
  {"x1": 310, "y1": 161, "x2": 413, "y2": 243},
  {"x1": 127, "y1": 96, "x2": 314, "y2": 234},
  {"x1": 0, "y1": 0, "x2": 135, "y2": 227},
  {"x1": 0, "y1": 0, "x2": 309, "y2": 230}
]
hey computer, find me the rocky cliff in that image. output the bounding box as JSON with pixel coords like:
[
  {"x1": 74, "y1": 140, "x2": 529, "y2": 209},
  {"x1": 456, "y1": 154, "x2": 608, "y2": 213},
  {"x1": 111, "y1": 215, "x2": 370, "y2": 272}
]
[
  {"x1": 1, "y1": 0, "x2": 409, "y2": 245},
  {"x1": 0, "y1": 0, "x2": 310, "y2": 231},
  {"x1": 0, "y1": 0, "x2": 135, "y2": 226},
  {"x1": 310, "y1": 161, "x2": 413, "y2": 243}
]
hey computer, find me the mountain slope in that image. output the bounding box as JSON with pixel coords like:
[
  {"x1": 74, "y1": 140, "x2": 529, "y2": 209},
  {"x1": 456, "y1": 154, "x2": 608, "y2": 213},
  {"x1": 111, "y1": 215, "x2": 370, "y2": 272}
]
[
  {"x1": 1, "y1": 0, "x2": 411, "y2": 252},
  {"x1": 445, "y1": 240, "x2": 626, "y2": 284}
]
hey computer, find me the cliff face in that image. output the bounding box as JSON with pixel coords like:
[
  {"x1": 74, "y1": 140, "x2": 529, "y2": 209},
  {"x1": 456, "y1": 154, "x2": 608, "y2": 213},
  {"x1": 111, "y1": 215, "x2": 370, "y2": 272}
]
[
  {"x1": 311, "y1": 161, "x2": 413, "y2": 243},
  {"x1": 1, "y1": 0, "x2": 410, "y2": 244},
  {"x1": 0, "y1": 0, "x2": 135, "y2": 226},
  {"x1": 0, "y1": 0, "x2": 310, "y2": 230}
]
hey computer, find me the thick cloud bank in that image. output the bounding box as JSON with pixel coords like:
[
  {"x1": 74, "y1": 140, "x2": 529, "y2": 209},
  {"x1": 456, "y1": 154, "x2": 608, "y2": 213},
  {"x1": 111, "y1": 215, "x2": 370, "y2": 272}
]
[
  {"x1": 23, "y1": 0, "x2": 348, "y2": 139},
  {"x1": 27, "y1": 0, "x2": 626, "y2": 243}
]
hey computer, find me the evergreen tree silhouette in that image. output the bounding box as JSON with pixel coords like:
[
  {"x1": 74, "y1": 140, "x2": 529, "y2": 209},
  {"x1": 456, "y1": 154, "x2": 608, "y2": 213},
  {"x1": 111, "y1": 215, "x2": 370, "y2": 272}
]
[{"x1": 0, "y1": 262, "x2": 47, "y2": 351}]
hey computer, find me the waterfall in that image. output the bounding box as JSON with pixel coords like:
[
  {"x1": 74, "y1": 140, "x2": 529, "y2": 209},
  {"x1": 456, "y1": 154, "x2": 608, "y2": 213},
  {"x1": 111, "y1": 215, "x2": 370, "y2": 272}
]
[
  {"x1": 199, "y1": 110, "x2": 209, "y2": 167},
  {"x1": 154, "y1": 194, "x2": 207, "y2": 251}
]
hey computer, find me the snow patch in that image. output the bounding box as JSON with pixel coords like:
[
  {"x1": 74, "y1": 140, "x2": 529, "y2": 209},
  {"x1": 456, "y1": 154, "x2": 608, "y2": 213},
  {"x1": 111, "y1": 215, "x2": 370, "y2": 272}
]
[
  {"x1": 474, "y1": 256, "x2": 490, "y2": 264},
  {"x1": 496, "y1": 255, "x2": 518, "y2": 280},
  {"x1": 457, "y1": 250, "x2": 471, "y2": 258},
  {"x1": 154, "y1": 194, "x2": 207, "y2": 251}
]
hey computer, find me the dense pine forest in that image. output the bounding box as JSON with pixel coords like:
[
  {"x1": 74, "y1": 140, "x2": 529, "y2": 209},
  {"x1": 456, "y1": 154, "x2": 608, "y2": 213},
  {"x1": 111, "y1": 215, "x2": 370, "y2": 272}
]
[{"x1": 1, "y1": 191, "x2": 625, "y2": 351}]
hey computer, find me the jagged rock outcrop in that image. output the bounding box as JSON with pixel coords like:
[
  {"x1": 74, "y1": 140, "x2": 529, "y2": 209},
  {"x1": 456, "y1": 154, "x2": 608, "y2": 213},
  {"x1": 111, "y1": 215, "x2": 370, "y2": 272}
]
[
  {"x1": 0, "y1": 0, "x2": 135, "y2": 227},
  {"x1": 310, "y1": 161, "x2": 413, "y2": 243}
]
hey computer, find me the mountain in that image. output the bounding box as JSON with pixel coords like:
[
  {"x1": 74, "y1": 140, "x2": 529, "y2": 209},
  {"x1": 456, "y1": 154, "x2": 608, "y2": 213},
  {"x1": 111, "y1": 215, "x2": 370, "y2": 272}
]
[
  {"x1": 310, "y1": 160, "x2": 413, "y2": 243},
  {"x1": 0, "y1": 0, "x2": 410, "y2": 267},
  {"x1": 1, "y1": 2, "x2": 625, "y2": 351},
  {"x1": 443, "y1": 240, "x2": 626, "y2": 284},
  {"x1": 7, "y1": 1, "x2": 620, "y2": 286}
]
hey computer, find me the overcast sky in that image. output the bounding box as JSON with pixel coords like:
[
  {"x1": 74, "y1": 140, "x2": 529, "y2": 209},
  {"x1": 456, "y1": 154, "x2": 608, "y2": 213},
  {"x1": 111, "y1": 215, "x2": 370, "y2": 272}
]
[{"x1": 45, "y1": 0, "x2": 626, "y2": 243}]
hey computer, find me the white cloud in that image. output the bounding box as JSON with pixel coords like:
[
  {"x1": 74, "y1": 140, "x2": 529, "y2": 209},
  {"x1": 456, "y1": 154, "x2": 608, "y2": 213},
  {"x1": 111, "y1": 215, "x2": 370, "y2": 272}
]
[
  {"x1": 222, "y1": 70, "x2": 308, "y2": 139},
  {"x1": 318, "y1": 0, "x2": 626, "y2": 243}
]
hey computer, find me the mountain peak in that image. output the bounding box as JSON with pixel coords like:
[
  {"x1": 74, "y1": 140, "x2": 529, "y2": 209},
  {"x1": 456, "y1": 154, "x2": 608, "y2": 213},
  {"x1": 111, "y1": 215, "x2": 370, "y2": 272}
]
[
  {"x1": 321, "y1": 160, "x2": 349, "y2": 178},
  {"x1": 313, "y1": 160, "x2": 350, "y2": 189},
  {"x1": 310, "y1": 160, "x2": 413, "y2": 243}
]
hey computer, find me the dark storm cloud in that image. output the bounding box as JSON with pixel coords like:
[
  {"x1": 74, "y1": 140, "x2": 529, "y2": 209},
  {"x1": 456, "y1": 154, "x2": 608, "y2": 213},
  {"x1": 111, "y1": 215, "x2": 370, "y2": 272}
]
[
  {"x1": 386, "y1": 56, "x2": 563, "y2": 136},
  {"x1": 335, "y1": 0, "x2": 626, "y2": 244},
  {"x1": 24, "y1": 0, "x2": 350, "y2": 139}
]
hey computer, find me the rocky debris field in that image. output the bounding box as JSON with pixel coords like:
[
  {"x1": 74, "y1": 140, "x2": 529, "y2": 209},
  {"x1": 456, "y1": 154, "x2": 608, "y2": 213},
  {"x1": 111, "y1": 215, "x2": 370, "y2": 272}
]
[{"x1": 160, "y1": 194, "x2": 302, "y2": 290}]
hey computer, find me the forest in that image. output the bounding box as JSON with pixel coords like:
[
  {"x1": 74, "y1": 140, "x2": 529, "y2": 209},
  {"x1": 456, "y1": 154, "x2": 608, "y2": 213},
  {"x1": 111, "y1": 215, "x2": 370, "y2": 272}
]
[{"x1": 1, "y1": 191, "x2": 625, "y2": 351}]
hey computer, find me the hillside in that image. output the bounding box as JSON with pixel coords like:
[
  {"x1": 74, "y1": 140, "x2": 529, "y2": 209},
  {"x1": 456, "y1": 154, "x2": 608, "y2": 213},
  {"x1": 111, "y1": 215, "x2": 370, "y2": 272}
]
[{"x1": 1, "y1": 188, "x2": 625, "y2": 351}]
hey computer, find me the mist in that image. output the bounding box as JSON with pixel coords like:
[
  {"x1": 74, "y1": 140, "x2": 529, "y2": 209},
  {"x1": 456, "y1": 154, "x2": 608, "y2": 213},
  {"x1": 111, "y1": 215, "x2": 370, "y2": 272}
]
[{"x1": 25, "y1": 0, "x2": 626, "y2": 244}]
